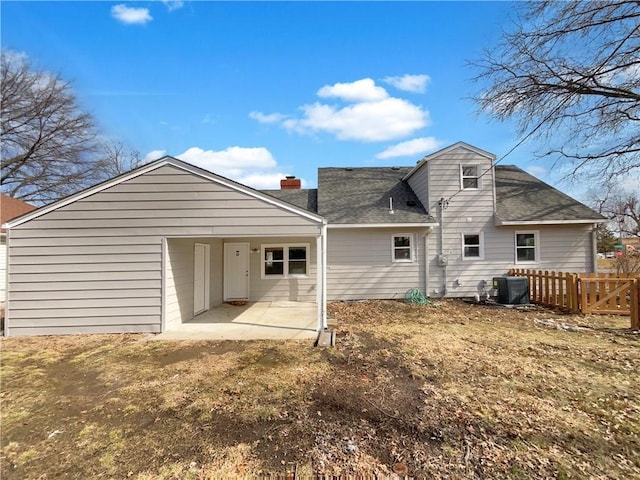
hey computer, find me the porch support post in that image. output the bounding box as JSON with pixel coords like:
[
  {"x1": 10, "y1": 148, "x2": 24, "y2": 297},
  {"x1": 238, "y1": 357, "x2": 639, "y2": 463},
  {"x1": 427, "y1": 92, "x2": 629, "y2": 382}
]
[
  {"x1": 316, "y1": 234, "x2": 322, "y2": 331},
  {"x1": 322, "y1": 222, "x2": 328, "y2": 329}
]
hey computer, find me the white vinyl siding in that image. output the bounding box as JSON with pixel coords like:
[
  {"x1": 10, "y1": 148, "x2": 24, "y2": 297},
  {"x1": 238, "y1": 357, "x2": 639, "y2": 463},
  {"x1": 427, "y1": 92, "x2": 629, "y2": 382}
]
[
  {"x1": 244, "y1": 237, "x2": 317, "y2": 302},
  {"x1": 0, "y1": 236, "x2": 6, "y2": 303},
  {"x1": 165, "y1": 237, "x2": 223, "y2": 331},
  {"x1": 406, "y1": 162, "x2": 429, "y2": 209},
  {"x1": 422, "y1": 144, "x2": 595, "y2": 298},
  {"x1": 428, "y1": 223, "x2": 595, "y2": 298},
  {"x1": 327, "y1": 228, "x2": 426, "y2": 301},
  {"x1": 425, "y1": 146, "x2": 496, "y2": 297},
  {"x1": 6, "y1": 165, "x2": 322, "y2": 336}
]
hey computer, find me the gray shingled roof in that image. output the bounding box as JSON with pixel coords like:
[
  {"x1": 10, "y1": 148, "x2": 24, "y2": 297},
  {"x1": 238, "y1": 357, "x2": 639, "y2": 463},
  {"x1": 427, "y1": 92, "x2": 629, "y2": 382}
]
[
  {"x1": 261, "y1": 164, "x2": 601, "y2": 225},
  {"x1": 261, "y1": 189, "x2": 318, "y2": 213},
  {"x1": 495, "y1": 165, "x2": 604, "y2": 222},
  {"x1": 317, "y1": 167, "x2": 434, "y2": 224}
]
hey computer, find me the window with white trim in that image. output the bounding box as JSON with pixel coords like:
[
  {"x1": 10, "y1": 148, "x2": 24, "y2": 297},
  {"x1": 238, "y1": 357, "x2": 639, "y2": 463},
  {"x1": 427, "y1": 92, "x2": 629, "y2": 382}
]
[
  {"x1": 462, "y1": 233, "x2": 484, "y2": 260},
  {"x1": 392, "y1": 234, "x2": 413, "y2": 262},
  {"x1": 515, "y1": 231, "x2": 538, "y2": 263},
  {"x1": 460, "y1": 165, "x2": 480, "y2": 189},
  {"x1": 262, "y1": 244, "x2": 309, "y2": 278}
]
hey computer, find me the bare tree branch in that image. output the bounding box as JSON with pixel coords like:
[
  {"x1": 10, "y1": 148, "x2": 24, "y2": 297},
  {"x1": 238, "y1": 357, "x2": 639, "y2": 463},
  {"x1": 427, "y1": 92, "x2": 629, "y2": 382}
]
[
  {"x1": 1, "y1": 51, "x2": 102, "y2": 204},
  {"x1": 471, "y1": 1, "x2": 640, "y2": 184},
  {"x1": 95, "y1": 140, "x2": 145, "y2": 178}
]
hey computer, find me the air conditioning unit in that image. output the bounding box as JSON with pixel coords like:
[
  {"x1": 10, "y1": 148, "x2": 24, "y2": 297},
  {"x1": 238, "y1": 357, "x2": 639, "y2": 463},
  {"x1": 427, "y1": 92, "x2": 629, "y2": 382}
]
[{"x1": 493, "y1": 276, "x2": 529, "y2": 305}]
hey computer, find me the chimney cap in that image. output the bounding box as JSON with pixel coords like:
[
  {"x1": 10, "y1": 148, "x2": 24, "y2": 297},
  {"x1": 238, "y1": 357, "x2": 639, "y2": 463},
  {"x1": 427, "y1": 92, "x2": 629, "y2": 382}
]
[{"x1": 285, "y1": 175, "x2": 296, "y2": 179}]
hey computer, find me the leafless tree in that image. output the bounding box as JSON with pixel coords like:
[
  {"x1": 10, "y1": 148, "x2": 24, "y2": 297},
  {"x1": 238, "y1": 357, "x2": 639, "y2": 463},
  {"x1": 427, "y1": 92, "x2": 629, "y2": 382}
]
[
  {"x1": 96, "y1": 140, "x2": 145, "y2": 178},
  {"x1": 1, "y1": 51, "x2": 101, "y2": 204},
  {"x1": 600, "y1": 194, "x2": 640, "y2": 239},
  {"x1": 472, "y1": 1, "x2": 640, "y2": 183}
]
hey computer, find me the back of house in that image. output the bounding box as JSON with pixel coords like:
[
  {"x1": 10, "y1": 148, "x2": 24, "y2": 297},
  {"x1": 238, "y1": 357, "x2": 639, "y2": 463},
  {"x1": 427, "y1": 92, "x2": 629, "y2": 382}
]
[{"x1": 2, "y1": 142, "x2": 604, "y2": 336}]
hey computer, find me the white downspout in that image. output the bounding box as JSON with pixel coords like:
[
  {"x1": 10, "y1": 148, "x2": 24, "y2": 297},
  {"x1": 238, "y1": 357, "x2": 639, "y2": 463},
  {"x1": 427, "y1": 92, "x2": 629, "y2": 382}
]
[
  {"x1": 316, "y1": 234, "x2": 322, "y2": 331},
  {"x1": 4, "y1": 228, "x2": 10, "y2": 337},
  {"x1": 592, "y1": 225, "x2": 598, "y2": 273},
  {"x1": 424, "y1": 230, "x2": 429, "y2": 297},
  {"x1": 438, "y1": 198, "x2": 448, "y2": 297}
]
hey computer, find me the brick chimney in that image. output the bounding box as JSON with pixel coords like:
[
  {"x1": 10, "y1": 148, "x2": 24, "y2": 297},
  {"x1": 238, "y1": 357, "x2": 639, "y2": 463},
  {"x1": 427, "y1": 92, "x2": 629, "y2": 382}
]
[{"x1": 280, "y1": 175, "x2": 301, "y2": 190}]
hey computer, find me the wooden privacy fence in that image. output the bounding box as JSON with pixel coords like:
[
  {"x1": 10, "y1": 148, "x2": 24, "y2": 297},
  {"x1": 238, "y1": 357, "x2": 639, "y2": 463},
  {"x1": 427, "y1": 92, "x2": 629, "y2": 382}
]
[{"x1": 508, "y1": 269, "x2": 640, "y2": 329}]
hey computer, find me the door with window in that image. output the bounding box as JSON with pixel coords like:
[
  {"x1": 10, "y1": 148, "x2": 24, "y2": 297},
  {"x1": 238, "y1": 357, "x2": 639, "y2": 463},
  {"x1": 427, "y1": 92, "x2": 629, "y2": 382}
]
[{"x1": 224, "y1": 243, "x2": 250, "y2": 300}]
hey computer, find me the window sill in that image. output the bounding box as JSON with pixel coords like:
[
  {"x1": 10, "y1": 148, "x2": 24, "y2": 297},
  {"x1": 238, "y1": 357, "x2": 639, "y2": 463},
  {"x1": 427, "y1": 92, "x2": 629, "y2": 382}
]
[{"x1": 262, "y1": 275, "x2": 310, "y2": 280}]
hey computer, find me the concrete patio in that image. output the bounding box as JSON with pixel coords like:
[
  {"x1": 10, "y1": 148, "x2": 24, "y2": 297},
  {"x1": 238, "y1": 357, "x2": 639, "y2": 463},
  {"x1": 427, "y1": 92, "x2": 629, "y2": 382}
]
[{"x1": 153, "y1": 301, "x2": 319, "y2": 341}]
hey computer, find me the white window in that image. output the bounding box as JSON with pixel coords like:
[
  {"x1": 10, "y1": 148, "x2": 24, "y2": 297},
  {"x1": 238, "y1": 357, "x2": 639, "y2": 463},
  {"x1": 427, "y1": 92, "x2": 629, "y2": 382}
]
[
  {"x1": 262, "y1": 244, "x2": 309, "y2": 278},
  {"x1": 392, "y1": 234, "x2": 413, "y2": 262},
  {"x1": 462, "y1": 233, "x2": 484, "y2": 260},
  {"x1": 460, "y1": 165, "x2": 480, "y2": 189},
  {"x1": 515, "y1": 231, "x2": 538, "y2": 263}
]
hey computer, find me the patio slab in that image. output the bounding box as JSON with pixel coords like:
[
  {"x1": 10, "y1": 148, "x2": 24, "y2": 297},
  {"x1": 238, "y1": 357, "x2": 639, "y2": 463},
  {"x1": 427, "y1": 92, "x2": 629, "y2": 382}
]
[{"x1": 153, "y1": 301, "x2": 319, "y2": 341}]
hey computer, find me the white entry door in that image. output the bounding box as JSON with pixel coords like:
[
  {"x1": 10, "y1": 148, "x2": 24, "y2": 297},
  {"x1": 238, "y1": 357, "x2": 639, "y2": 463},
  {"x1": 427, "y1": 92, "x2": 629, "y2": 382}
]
[
  {"x1": 193, "y1": 243, "x2": 210, "y2": 316},
  {"x1": 224, "y1": 242, "x2": 250, "y2": 300}
]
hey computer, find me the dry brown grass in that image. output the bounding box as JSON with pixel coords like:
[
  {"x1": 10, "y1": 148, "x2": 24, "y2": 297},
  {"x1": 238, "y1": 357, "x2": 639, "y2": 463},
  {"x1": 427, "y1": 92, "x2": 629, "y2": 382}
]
[{"x1": 1, "y1": 300, "x2": 638, "y2": 479}]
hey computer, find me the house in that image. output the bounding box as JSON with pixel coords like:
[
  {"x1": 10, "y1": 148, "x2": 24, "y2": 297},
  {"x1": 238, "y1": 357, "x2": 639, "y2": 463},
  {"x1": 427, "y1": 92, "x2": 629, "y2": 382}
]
[
  {"x1": 2, "y1": 142, "x2": 604, "y2": 336},
  {"x1": 1, "y1": 194, "x2": 36, "y2": 313}
]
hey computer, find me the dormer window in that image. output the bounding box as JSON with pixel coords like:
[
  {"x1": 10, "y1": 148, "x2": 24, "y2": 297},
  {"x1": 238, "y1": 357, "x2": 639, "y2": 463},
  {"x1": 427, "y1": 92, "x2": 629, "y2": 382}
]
[{"x1": 461, "y1": 165, "x2": 480, "y2": 189}]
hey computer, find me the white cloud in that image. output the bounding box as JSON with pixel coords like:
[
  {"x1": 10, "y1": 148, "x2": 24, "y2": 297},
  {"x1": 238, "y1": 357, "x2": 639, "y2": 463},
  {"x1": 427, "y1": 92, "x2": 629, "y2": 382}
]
[
  {"x1": 253, "y1": 78, "x2": 430, "y2": 143},
  {"x1": 162, "y1": 0, "x2": 184, "y2": 12},
  {"x1": 143, "y1": 149, "x2": 167, "y2": 163},
  {"x1": 383, "y1": 74, "x2": 431, "y2": 94},
  {"x1": 249, "y1": 111, "x2": 287, "y2": 124},
  {"x1": 177, "y1": 146, "x2": 276, "y2": 178},
  {"x1": 317, "y1": 78, "x2": 388, "y2": 102},
  {"x1": 137, "y1": 146, "x2": 306, "y2": 190},
  {"x1": 526, "y1": 165, "x2": 547, "y2": 177},
  {"x1": 111, "y1": 4, "x2": 153, "y2": 25},
  {"x1": 375, "y1": 137, "x2": 442, "y2": 159},
  {"x1": 283, "y1": 97, "x2": 429, "y2": 142}
]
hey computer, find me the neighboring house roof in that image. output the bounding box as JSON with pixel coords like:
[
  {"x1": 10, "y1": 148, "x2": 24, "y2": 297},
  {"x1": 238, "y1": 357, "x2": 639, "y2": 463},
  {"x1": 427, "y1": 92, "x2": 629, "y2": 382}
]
[
  {"x1": 1, "y1": 194, "x2": 36, "y2": 233},
  {"x1": 317, "y1": 167, "x2": 436, "y2": 225},
  {"x1": 4, "y1": 157, "x2": 324, "y2": 228},
  {"x1": 261, "y1": 189, "x2": 318, "y2": 213},
  {"x1": 495, "y1": 165, "x2": 605, "y2": 224}
]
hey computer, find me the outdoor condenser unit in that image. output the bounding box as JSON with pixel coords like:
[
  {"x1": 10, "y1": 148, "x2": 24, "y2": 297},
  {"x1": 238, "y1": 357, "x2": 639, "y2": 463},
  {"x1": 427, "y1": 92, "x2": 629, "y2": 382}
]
[{"x1": 493, "y1": 276, "x2": 530, "y2": 305}]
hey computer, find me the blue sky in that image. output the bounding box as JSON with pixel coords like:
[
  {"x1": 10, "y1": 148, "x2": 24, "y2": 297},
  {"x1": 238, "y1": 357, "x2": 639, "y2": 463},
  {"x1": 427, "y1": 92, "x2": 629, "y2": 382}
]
[{"x1": 3, "y1": 1, "x2": 567, "y2": 191}]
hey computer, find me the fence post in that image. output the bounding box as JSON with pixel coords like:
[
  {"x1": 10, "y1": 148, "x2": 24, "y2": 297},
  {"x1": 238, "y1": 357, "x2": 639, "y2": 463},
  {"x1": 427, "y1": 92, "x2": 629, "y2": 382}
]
[
  {"x1": 569, "y1": 273, "x2": 580, "y2": 313},
  {"x1": 631, "y1": 279, "x2": 639, "y2": 330}
]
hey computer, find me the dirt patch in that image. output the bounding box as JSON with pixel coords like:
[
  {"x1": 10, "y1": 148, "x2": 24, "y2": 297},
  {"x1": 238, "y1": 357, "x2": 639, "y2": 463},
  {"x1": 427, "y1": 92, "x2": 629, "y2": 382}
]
[{"x1": 1, "y1": 300, "x2": 639, "y2": 478}]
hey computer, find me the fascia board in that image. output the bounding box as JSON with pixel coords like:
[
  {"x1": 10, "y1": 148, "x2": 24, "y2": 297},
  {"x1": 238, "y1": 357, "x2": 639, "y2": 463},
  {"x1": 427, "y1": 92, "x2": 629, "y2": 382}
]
[
  {"x1": 495, "y1": 218, "x2": 607, "y2": 226},
  {"x1": 328, "y1": 222, "x2": 438, "y2": 229}
]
